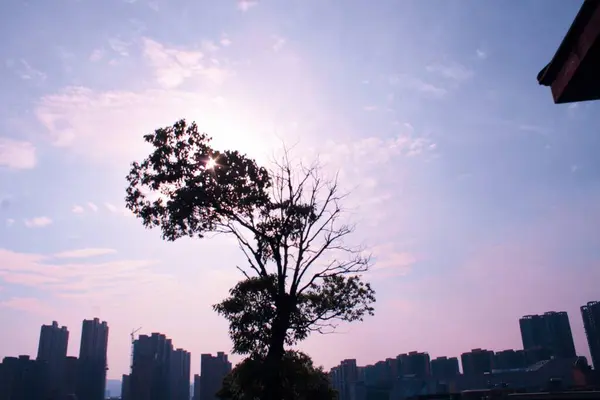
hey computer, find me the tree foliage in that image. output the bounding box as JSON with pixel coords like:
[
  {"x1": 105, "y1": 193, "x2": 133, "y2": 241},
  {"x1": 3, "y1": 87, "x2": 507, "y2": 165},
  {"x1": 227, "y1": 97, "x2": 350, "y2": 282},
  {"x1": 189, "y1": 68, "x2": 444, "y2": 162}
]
[
  {"x1": 216, "y1": 351, "x2": 337, "y2": 400},
  {"x1": 126, "y1": 119, "x2": 376, "y2": 398}
]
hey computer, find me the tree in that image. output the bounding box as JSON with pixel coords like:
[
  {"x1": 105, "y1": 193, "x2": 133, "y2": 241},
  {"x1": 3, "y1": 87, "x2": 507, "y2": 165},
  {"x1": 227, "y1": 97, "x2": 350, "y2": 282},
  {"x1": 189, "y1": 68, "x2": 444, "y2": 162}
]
[
  {"x1": 217, "y1": 351, "x2": 337, "y2": 400},
  {"x1": 125, "y1": 119, "x2": 375, "y2": 399}
]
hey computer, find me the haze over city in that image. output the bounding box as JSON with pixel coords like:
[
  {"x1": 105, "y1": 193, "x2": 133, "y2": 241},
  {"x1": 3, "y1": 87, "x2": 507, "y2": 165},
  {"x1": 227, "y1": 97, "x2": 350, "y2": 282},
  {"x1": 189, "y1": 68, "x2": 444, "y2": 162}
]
[{"x1": 1, "y1": 0, "x2": 600, "y2": 382}]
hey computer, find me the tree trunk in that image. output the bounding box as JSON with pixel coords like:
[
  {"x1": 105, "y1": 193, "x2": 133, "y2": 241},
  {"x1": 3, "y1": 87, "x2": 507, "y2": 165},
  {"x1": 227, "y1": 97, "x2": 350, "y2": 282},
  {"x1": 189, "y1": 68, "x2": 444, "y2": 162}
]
[{"x1": 263, "y1": 296, "x2": 292, "y2": 400}]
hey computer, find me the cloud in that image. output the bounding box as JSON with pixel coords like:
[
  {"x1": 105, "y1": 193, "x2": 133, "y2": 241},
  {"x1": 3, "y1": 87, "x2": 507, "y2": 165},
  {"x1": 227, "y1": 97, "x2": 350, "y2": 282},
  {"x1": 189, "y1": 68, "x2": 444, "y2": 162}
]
[
  {"x1": 53, "y1": 248, "x2": 117, "y2": 258},
  {"x1": 104, "y1": 202, "x2": 131, "y2": 217},
  {"x1": 24, "y1": 216, "x2": 53, "y2": 228},
  {"x1": 72, "y1": 205, "x2": 85, "y2": 214},
  {"x1": 272, "y1": 36, "x2": 286, "y2": 52},
  {"x1": 202, "y1": 40, "x2": 219, "y2": 53},
  {"x1": 369, "y1": 243, "x2": 417, "y2": 278},
  {"x1": 5, "y1": 219, "x2": 15, "y2": 227},
  {"x1": 12, "y1": 59, "x2": 47, "y2": 81},
  {"x1": 0, "y1": 248, "x2": 165, "y2": 299},
  {"x1": 108, "y1": 38, "x2": 131, "y2": 56},
  {"x1": 389, "y1": 74, "x2": 447, "y2": 98},
  {"x1": 0, "y1": 138, "x2": 36, "y2": 169},
  {"x1": 363, "y1": 105, "x2": 377, "y2": 112},
  {"x1": 220, "y1": 37, "x2": 232, "y2": 47},
  {"x1": 0, "y1": 297, "x2": 54, "y2": 316},
  {"x1": 87, "y1": 202, "x2": 99, "y2": 212},
  {"x1": 476, "y1": 49, "x2": 487, "y2": 60},
  {"x1": 426, "y1": 62, "x2": 473, "y2": 81},
  {"x1": 89, "y1": 49, "x2": 105, "y2": 62},
  {"x1": 35, "y1": 85, "x2": 260, "y2": 162},
  {"x1": 142, "y1": 38, "x2": 230, "y2": 88},
  {"x1": 238, "y1": 0, "x2": 258, "y2": 12}
]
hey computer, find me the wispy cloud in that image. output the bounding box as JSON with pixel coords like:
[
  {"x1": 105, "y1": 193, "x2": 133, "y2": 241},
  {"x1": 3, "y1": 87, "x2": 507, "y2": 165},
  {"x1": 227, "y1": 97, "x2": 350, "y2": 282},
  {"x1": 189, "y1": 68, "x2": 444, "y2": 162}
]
[
  {"x1": 476, "y1": 49, "x2": 487, "y2": 60},
  {"x1": 238, "y1": 0, "x2": 258, "y2": 12},
  {"x1": 72, "y1": 205, "x2": 85, "y2": 214},
  {"x1": 272, "y1": 35, "x2": 286, "y2": 52},
  {"x1": 24, "y1": 217, "x2": 53, "y2": 228},
  {"x1": 0, "y1": 297, "x2": 54, "y2": 316},
  {"x1": 11, "y1": 59, "x2": 47, "y2": 81},
  {"x1": 426, "y1": 62, "x2": 473, "y2": 81},
  {"x1": 53, "y1": 248, "x2": 117, "y2": 259},
  {"x1": 0, "y1": 138, "x2": 36, "y2": 169},
  {"x1": 220, "y1": 37, "x2": 232, "y2": 47},
  {"x1": 104, "y1": 202, "x2": 131, "y2": 216},
  {"x1": 87, "y1": 202, "x2": 99, "y2": 212},
  {"x1": 89, "y1": 49, "x2": 105, "y2": 62},
  {"x1": 389, "y1": 74, "x2": 447, "y2": 98},
  {"x1": 5, "y1": 219, "x2": 15, "y2": 227},
  {"x1": 142, "y1": 37, "x2": 230, "y2": 88},
  {"x1": 108, "y1": 37, "x2": 131, "y2": 56},
  {"x1": 363, "y1": 105, "x2": 378, "y2": 112},
  {"x1": 0, "y1": 248, "x2": 164, "y2": 299}
]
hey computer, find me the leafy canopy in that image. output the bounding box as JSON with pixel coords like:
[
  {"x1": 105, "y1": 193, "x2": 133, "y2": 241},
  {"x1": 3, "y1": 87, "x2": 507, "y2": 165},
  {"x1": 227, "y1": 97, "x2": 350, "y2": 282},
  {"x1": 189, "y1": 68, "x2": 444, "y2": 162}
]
[
  {"x1": 126, "y1": 119, "x2": 375, "y2": 357},
  {"x1": 217, "y1": 351, "x2": 338, "y2": 400}
]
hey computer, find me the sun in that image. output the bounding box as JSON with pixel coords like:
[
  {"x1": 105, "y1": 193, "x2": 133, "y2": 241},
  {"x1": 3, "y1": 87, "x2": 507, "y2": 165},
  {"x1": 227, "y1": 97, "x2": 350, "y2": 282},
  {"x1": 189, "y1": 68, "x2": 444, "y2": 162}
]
[{"x1": 206, "y1": 157, "x2": 217, "y2": 169}]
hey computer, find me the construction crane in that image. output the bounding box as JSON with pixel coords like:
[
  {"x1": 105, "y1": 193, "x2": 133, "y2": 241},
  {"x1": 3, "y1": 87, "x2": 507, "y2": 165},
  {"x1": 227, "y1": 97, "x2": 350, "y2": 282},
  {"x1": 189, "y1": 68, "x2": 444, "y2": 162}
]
[{"x1": 130, "y1": 327, "x2": 142, "y2": 373}]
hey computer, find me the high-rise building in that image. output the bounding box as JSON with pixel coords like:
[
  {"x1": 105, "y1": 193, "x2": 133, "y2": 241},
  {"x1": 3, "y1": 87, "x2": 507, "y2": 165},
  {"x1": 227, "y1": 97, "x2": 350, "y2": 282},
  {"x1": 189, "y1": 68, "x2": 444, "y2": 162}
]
[
  {"x1": 397, "y1": 351, "x2": 431, "y2": 377},
  {"x1": 199, "y1": 352, "x2": 232, "y2": 400},
  {"x1": 36, "y1": 321, "x2": 69, "y2": 397},
  {"x1": 519, "y1": 312, "x2": 576, "y2": 359},
  {"x1": 193, "y1": 374, "x2": 201, "y2": 400},
  {"x1": 130, "y1": 333, "x2": 173, "y2": 400},
  {"x1": 128, "y1": 332, "x2": 191, "y2": 400},
  {"x1": 581, "y1": 301, "x2": 600, "y2": 369},
  {"x1": 0, "y1": 356, "x2": 46, "y2": 400},
  {"x1": 330, "y1": 359, "x2": 358, "y2": 400},
  {"x1": 493, "y1": 349, "x2": 526, "y2": 370},
  {"x1": 77, "y1": 318, "x2": 109, "y2": 400},
  {"x1": 63, "y1": 356, "x2": 79, "y2": 397},
  {"x1": 170, "y1": 348, "x2": 191, "y2": 400},
  {"x1": 121, "y1": 374, "x2": 131, "y2": 400},
  {"x1": 461, "y1": 349, "x2": 494, "y2": 375},
  {"x1": 430, "y1": 356, "x2": 459, "y2": 379}
]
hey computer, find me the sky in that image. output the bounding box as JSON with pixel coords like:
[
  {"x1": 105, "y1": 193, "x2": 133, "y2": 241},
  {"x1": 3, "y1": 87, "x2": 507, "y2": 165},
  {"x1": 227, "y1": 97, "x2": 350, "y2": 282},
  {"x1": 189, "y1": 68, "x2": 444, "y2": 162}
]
[{"x1": 1, "y1": 0, "x2": 600, "y2": 380}]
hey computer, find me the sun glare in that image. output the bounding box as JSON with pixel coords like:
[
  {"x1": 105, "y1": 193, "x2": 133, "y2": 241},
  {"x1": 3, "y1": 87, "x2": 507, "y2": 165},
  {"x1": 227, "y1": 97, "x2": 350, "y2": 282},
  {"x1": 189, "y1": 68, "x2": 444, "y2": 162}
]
[{"x1": 206, "y1": 158, "x2": 217, "y2": 169}]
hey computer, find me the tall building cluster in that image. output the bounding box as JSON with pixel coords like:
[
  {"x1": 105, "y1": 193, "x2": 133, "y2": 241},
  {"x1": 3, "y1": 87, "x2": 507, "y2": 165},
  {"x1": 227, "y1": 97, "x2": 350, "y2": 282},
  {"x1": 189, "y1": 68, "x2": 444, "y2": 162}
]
[
  {"x1": 0, "y1": 319, "x2": 233, "y2": 400},
  {"x1": 121, "y1": 333, "x2": 191, "y2": 400},
  {"x1": 330, "y1": 302, "x2": 600, "y2": 400},
  {"x1": 0, "y1": 318, "x2": 108, "y2": 400}
]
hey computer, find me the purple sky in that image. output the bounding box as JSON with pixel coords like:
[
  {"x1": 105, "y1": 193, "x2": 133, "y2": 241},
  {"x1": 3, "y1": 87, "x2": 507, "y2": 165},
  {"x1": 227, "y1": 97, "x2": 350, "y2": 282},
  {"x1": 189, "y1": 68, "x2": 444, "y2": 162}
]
[{"x1": 1, "y1": 0, "x2": 599, "y2": 379}]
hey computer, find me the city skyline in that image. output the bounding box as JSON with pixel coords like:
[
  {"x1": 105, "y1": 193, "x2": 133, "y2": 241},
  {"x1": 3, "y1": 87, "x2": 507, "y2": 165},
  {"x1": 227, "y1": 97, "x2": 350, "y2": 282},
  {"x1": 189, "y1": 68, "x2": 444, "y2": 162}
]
[
  {"x1": 2, "y1": 302, "x2": 598, "y2": 382},
  {"x1": 2, "y1": 0, "x2": 600, "y2": 382}
]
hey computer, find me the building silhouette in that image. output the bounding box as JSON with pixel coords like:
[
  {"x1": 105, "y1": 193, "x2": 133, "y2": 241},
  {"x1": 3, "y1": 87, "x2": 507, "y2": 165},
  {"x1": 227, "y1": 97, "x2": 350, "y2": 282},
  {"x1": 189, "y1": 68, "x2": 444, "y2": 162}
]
[
  {"x1": 121, "y1": 374, "x2": 131, "y2": 400},
  {"x1": 169, "y1": 348, "x2": 191, "y2": 400},
  {"x1": 397, "y1": 351, "x2": 431, "y2": 378},
  {"x1": 37, "y1": 321, "x2": 69, "y2": 397},
  {"x1": 581, "y1": 300, "x2": 600, "y2": 369},
  {"x1": 330, "y1": 359, "x2": 358, "y2": 400},
  {"x1": 461, "y1": 348, "x2": 494, "y2": 375},
  {"x1": 77, "y1": 318, "x2": 109, "y2": 400},
  {"x1": 519, "y1": 312, "x2": 576, "y2": 359},
  {"x1": 0, "y1": 356, "x2": 45, "y2": 400},
  {"x1": 124, "y1": 332, "x2": 191, "y2": 400},
  {"x1": 199, "y1": 352, "x2": 232, "y2": 400},
  {"x1": 192, "y1": 374, "x2": 201, "y2": 400},
  {"x1": 430, "y1": 356, "x2": 459, "y2": 379},
  {"x1": 129, "y1": 333, "x2": 173, "y2": 400},
  {"x1": 493, "y1": 349, "x2": 527, "y2": 370}
]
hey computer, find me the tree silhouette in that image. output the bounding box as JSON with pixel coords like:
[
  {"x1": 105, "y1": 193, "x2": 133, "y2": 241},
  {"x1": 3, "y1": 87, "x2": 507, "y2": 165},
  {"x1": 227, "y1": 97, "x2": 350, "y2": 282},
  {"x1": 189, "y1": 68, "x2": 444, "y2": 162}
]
[
  {"x1": 217, "y1": 351, "x2": 337, "y2": 400},
  {"x1": 126, "y1": 119, "x2": 375, "y2": 399}
]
